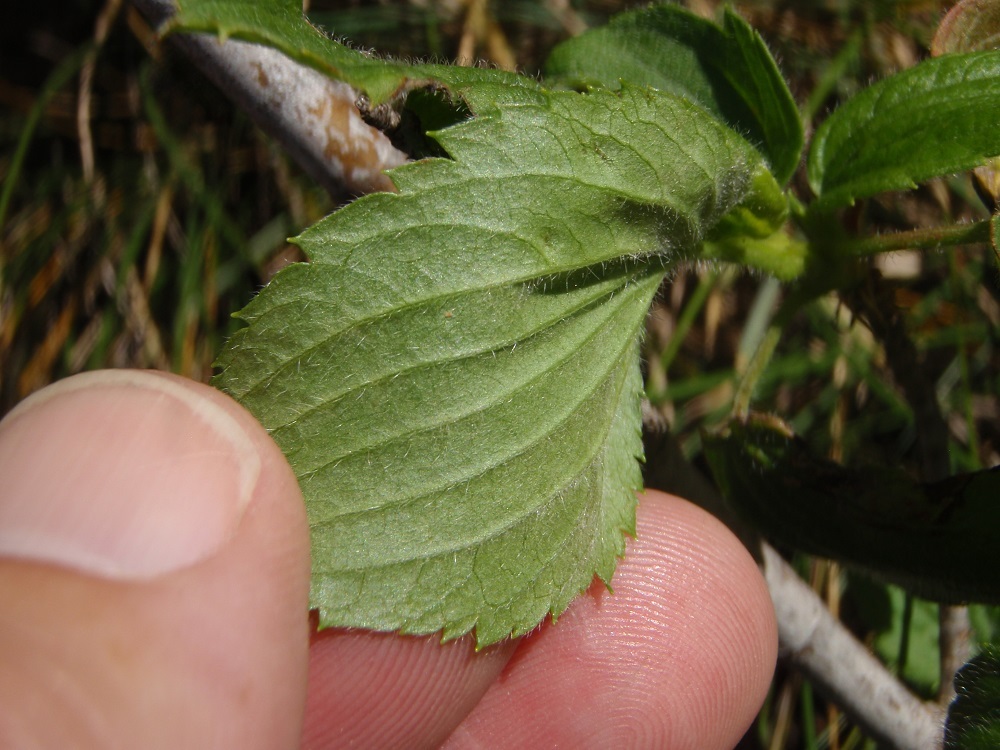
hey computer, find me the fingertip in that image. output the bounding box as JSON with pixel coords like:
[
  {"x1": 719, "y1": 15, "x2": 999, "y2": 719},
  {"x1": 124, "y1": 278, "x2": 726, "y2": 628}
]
[
  {"x1": 0, "y1": 370, "x2": 270, "y2": 577},
  {"x1": 444, "y1": 489, "x2": 777, "y2": 750},
  {"x1": 0, "y1": 371, "x2": 312, "y2": 749},
  {"x1": 627, "y1": 490, "x2": 778, "y2": 743},
  {"x1": 302, "y1": 628, "x2": 515, "y2": 750}
]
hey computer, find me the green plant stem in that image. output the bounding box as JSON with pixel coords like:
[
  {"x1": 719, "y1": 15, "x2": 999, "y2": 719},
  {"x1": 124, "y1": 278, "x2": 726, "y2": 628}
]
[
  {"x1": 846, "y1": 220, "x2": 990, "y2": 258},
  {"x1": 799, "y1": 679, "x2": 818, "y2": 749},
  {"x1": 659, "y1": 269, "x2": 719, "y2": 373},
  {"x1": 732, "y1": 323, "x2": 782, "y2": 419}
]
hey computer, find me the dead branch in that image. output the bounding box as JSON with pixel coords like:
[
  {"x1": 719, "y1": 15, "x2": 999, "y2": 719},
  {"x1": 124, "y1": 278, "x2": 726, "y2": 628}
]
[{"x1": 130, "y1": 0, "x2": 406, "y2": 202}]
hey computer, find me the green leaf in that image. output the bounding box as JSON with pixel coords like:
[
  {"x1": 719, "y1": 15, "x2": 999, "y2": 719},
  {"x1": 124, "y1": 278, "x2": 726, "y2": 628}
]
[
  {"x1": 703, "y1": 414, "x2": 1000, "y2": 604},
  {"x1": 946, "y1": 645, "x2": 1000, "y2": 749},
  {"x1": 544, "y1": 5, "x2": 803, "y2": 185},
  {"x1": 807, "y1": 50, "x2": 1000, "y2": 208},
  {"x1": 215, "y1": 83, "x2": 771, "y2": 647},
  {"x1": 172, "y1": 0, "x2": 535, "y2": 104}
]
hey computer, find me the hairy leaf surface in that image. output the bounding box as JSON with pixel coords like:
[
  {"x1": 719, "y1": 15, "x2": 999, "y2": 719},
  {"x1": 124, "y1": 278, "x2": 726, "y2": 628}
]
[
  {"x1": 808, "y1": 50, "x2": 1000, "y2": 208},
  {"x1": 545, "y1": 5, "x2": 803, "y2": 185},
  {"x1": 215, "y1": 82, "x2": 769, "y2": 646},
  {"x1": 172, "y1": 0, "x2": 535, "y2": 104}
]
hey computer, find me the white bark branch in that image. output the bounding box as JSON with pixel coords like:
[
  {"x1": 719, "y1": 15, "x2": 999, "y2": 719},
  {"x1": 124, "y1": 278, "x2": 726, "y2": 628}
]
[
  {"x1": 130, "y1": 0, "x2": 406, "y2": 201},
  {"x1": 762, "y1": 545, "x2": 944, "y2": 749}
]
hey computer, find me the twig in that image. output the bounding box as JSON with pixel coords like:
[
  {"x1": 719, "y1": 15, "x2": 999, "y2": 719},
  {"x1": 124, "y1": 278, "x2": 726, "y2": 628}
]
[
  {"x1": 938, "y1": 604, "x2": 972, "y2": 706},
  {"x1": 762, "y1": 544, "x2": 944, "y2": 750},
  {"x1": 129, "y1": 0, "x2": 407, "y2": 202}
]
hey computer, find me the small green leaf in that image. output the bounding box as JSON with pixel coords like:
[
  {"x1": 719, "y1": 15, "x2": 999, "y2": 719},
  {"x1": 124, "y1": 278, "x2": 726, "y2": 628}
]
[
  {"x1": 172, "y1": 0, "x2": 535, "y2": 104},
  {"x1": 702, "y1": 164, "x2": 806, "y2": 280},
  {"x1": 544, "y1": 5, "x2": 803, "y2": 185},
  {"x1": 703, "y1": 414, "x2": 1000, "y2": 604},
  {"x1": 946, "y1": 645, "x2": 1000, "y2": 749},
  {"x1": 215, "y1": 83, "x2": 773, "y2": 647},
  {"x1": 807, "y1": 50, "x2": 1000, "y2": 208}
]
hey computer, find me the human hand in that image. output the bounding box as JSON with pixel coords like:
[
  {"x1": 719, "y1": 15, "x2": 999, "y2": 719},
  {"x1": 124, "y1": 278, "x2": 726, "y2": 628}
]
[{"x1": 0, "y1": 370, "x2": 776, "y2": 749}]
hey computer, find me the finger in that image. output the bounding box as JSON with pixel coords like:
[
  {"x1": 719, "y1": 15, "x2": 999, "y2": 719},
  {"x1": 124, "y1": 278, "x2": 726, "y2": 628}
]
[
  {"x1": 443, "y1": 490, "x2": 778, "y2": 750},
  {"x1": 301, "y1": 625, "x2": 516, "y2": 750},
  {"x1": 0, "y1": 370, "x2": 311, "y2": 749}
]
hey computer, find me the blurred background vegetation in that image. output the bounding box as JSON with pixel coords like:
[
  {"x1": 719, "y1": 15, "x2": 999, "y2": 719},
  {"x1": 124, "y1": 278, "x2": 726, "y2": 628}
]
[{"x1": 3, "y1": 1, "x2": 999, "y2": 747}]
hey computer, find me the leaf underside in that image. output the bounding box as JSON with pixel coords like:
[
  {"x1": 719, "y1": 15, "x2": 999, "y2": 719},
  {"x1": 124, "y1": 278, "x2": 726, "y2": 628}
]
[
  {"x1": 545, "y1": 4, "x2": 803, "y2": 186},
  {"x1": 214, "y1": 78, "x2": 766, "y2": 646}
]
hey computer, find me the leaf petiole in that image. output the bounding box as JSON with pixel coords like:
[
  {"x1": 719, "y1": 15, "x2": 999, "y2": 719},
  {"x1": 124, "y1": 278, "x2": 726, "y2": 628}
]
[{"x1": 841, "y1": 219, "x2": 991, "y2": 259}]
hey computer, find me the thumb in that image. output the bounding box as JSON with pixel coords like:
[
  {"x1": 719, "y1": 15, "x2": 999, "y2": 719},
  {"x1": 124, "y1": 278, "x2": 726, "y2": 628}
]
[{"x1": 0, "y1": 370, "x2": 311, "y2": 749}]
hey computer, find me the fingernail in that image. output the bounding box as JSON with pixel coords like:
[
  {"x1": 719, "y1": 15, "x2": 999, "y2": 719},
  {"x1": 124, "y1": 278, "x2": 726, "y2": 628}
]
[{"x1": 0, "y1": 370, "x2": 261, "y2": 578}]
